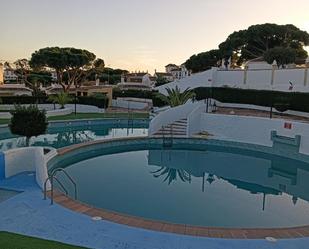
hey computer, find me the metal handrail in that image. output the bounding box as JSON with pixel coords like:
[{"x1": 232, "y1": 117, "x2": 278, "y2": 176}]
[
  {"x1": 43, "y1": 168, "x2": 77, "y2": 205},
  {"x1": 51, "y1": 168, "x2": 77, "y2": 200},
  {"x1": 44, "y1": 175, "x2": 68, "y2": 204}
]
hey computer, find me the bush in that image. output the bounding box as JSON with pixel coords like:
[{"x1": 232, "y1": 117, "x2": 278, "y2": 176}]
[
  {"x1": 193, "y1": 87, "x2": 309, "y2": 112},
  {"x1": 77, "y1": 95, "x2": 108, "y2": 109},
  {"x1": 9, "y1": 105, "x2": 48, "y2": 145}
]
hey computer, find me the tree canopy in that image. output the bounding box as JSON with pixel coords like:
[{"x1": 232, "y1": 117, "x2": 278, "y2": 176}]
[
  {"x1": 186, "y1": 23, "x2": 309, "y2": 73},
  {"x1": 29, "y1": 47, "x2": 104, "y2": 91},
  {"x1": 9, "y1": 105, "x2": 48, "y2": 146},
  {"x1": 219, "y1": 23, "x2": 309, "y2": 65},
  {"x1": 185, "y1": 49, "x2": 221, "y2": 73},
  {"x1": 263, "y1": 47, "x2": 297, "y2": 67}
]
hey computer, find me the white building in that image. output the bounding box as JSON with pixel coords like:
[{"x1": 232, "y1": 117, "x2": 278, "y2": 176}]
[
  {"x1": 165, "y1": 63, "x2": 191, "y2": 80},
  {"x1": 118, "y1": 72, "x2": 155, "y2": 90},
  {"x1": 4, "y1": 68, "x2": 18, "y2": 82},
  {"x1": 153, "y1": 72, "x2": 174, "y2": 82}
]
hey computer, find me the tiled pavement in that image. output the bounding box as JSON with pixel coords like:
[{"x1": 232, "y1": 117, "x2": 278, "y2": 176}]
[{"x1": 0, "y1": 173, "x2": 309, "y2": 249}]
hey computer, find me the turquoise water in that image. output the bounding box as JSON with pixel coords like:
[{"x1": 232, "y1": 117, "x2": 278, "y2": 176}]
[
  {"x1": 0, "y1": 120, "x2": 148, "y2": 150},
  {"x1": 55, "y1": 144, "x2": 309, "y2": 228}
]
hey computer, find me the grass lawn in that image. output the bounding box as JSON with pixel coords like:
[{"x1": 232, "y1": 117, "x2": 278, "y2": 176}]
[
  {"x1": 0, "y1": 112, "x2": 149, "y2": 125},
  {"x1": 0, "y1": 232, "x2": 88, "y2": 249}
]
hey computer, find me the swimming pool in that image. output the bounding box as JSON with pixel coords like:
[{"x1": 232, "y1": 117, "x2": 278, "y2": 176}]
[
  {"x1": 0, "y1": 119, "x2": 148, "y2": 151},
  {"x1": 50, "y1": 138, "x2": 309, "y2": 229}
]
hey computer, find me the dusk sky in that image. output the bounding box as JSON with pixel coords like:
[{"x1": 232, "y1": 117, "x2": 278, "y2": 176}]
[{"x1": 1, "y1": 0, "x2": 309, "y2": 73}]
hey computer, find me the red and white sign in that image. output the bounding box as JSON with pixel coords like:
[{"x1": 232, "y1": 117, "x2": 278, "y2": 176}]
[{"x1": 284, "y1": 122, "x2": 292, "y2": 129}]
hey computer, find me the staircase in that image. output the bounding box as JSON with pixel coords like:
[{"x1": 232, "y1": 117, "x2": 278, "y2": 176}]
[{"x1": 152, "y1": 118, "x2": 188, "y2": 137}]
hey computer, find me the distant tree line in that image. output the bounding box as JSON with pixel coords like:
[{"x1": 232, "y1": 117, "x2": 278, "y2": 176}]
[{"x1": 5, "y1": 47, "x2": 128, "y2": 96}]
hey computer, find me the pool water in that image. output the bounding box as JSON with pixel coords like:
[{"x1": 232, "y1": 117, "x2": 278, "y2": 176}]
[
  {"x1": 56, "y1": 146, "x2": 309, "y2": 228},
  {"x1": 0, "y1": 120, "x2": 148, "y2": 150}
]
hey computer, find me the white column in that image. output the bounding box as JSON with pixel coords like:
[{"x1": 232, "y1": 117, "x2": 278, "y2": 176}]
[
  {"x1": 243, "y1": 65, "x2": 248, "y2": 85},
  {"x1": 271, "y1": 60, "x2": 277, "y2": 86},
  {"x1": 304, "y1": 57, "x2": 309, "y2": 86}
]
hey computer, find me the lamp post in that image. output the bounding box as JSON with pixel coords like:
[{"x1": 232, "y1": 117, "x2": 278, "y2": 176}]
[{"x1": 74, "y1": 85, "x2": 77, "y2": 116}]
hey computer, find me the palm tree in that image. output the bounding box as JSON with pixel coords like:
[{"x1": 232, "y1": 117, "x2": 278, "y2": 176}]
[
  {"x1": 151, "y1": 167, "x2": 191, "y2": 185},
  {"x1": 48, "y1": 92, "x2": 72, "y2": 109},
  {"x1": 165, "y1": 86, "x2": 195, "y2": 107}
]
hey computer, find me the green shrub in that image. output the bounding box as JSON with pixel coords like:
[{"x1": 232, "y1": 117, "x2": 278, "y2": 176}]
[
  {"x1": 9, "y1": 105, "x2": 48, "y2": 145},
  {"x1": 77, "y1": 95, "x2": 108, "y2": 109}
]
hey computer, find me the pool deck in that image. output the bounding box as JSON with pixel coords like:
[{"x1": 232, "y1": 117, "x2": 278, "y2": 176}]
[
  {"x1": 0, "y1": 173, "x2": 309, "y2": 249},
  {"x1": 48, "y1": 190, "x2": 309, "y2": 239}
]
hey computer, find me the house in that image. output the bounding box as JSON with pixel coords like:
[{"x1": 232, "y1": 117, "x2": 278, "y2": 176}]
[
  {"x1": 153, "y1": 71, "x2": 174, "y2": 82},
  {"x1": 165, "y1": 63, "x2": 191, "y2": 80},
  {"x1": 4, "y1": 68, "x2": 18, "y2": 82},
  {"x1": 244, "y1": 58, "x2": 273, "y2": 70},
  {"x1": 117, "y1": 72, "x2": 154, "y2": 90},
  {"x1": 45, "y1": 81, "x2": 114, "y2": 106},
  {"x1": 0, "y1": 84, "x2": 32, "y2": 96}
]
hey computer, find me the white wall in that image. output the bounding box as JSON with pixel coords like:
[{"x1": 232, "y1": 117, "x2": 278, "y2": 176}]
[
  {"x1": 156, "y1": 67, "x2": 309, "y2": 95},
  {"x1": 214, "y1": 70, "x2": 244, "y2": 87},
  {"x1": 149, "y1": 101, "x2": 202, "y2": 135},
  {"x1": 112, "y1": 99, "x2": 149, "y2": 110},
  {"x1": 195, "y1": 114, "x2": 309, "y2": 155},
  {"x1": 0, "y1": 104, "x2": 104, "y2": 113},
  {"x1": 0, "y1": 107, "x2": 73, "y2": 119},
  {"x1": 156, "y1": 70, "x2": 212, "y2": 94},
  {"x1": 3, "y1": 147, "x2": 52, "y2": 190},
  {"x1": 246, "y1": 70, "x2": 272, "y2": 88}
]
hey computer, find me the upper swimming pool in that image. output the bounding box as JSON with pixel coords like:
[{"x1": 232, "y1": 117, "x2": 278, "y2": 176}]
[
  {"x1": 0, "y1": 119, "x2": 148, "y2": 151},
  {"x1": 50, "y1": 138, "x2": 309, "y2": 228}
]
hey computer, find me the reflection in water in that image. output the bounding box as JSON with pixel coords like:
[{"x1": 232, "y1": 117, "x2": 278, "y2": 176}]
[
  {"x1": 0, "y1": 121, "x2": 148, "y2": 150},
  {"x1": 151, "y1": 167, "x2": 191, "y2": 185},
  {"x1": 58, "y1": 146, "x2": 309, "y2": 228},
  {"x1": 148, "y1": 149, "x2": 309, "y2": 211}
]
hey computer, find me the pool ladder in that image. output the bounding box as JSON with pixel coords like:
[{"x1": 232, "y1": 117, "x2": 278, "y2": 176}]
[{"x1": 44, "y1": 168, "x2": 77, "y2": 205}]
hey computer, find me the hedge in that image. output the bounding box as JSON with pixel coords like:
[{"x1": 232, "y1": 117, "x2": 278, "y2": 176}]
[
  {"x1": 194, "y1": 87, "x2": 309, "y2": 112},
  {"x1": 77, "y1": 96, "x2": 108, "y2": 109},
  {"x1": 0, "y1": 96, "x2": 108, "y2": 109}
]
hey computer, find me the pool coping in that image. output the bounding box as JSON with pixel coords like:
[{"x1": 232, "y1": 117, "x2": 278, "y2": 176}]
[
  {"x1": 53, "y1": 137, "x2": 309, "y2": 239},
  {"x1": 48, "y1": 190, "x2": 309, "y2": 239}
]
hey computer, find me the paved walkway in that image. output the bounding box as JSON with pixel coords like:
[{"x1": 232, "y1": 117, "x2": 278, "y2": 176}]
[
  {"x1": 216, "y1": 107, "x2": 309, "y2": 123},
  {"x1": 0, "y1": 173, "x2": 309, "y2": 249}
]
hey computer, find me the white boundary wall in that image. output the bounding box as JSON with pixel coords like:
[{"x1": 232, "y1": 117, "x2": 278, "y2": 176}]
[
  {"x1": 112, "y1": 99, "x2": 149, "y2": 110},
  {"x1": 0, "y1": 107, "x2": 73, "y2": 119},
  {"x1": 191, "y1": 114, "x2": 309, "y2": 155},
  {"x1": 156, "y1": 67, "x2": 309, "y2": 94}
]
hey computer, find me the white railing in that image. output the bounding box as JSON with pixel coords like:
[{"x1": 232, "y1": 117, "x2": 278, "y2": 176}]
[{"x1": 149, "y1": 101, "x2": 202, "y2": 136}]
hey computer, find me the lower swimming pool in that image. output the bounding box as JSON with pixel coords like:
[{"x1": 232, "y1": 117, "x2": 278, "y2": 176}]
[
  {"x1": 0, "y1": 119, "x2": 148, "y2": 151},
  {"x1": 50, "y1": 138, "x2": 309, "y2": 228}
]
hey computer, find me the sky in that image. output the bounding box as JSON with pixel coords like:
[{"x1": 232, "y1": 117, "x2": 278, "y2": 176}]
[{"x1": 1, "y1": 0, "x2": 309, "y2": 73}]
